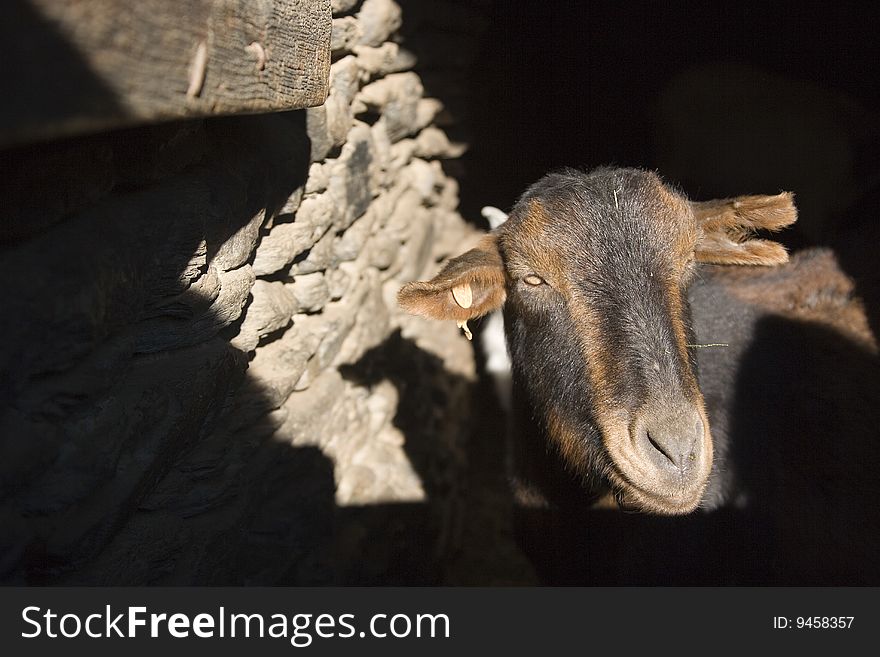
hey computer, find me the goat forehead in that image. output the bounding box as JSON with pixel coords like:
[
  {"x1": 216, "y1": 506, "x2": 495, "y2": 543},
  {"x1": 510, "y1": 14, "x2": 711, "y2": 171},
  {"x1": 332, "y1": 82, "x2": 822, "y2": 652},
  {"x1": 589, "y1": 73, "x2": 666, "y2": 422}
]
[
  {"x1": 500, "y1": 205, "x2": 693, "y2": 285},
  {"x1": 502, "y1": 172, "x2": 694, "y2": 258}
]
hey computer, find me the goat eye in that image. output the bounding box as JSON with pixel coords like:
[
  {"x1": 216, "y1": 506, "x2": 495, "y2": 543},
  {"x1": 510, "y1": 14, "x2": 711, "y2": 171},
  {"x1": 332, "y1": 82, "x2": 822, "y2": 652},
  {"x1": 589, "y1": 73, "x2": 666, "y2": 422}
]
[{"x1": 523, "y1": 274, "x2": 545, "y2": 286}]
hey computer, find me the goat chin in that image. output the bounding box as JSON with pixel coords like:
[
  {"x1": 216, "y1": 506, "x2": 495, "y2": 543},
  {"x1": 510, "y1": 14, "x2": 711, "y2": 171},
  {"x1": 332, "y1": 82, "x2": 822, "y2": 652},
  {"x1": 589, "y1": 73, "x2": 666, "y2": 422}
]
[{"x1": 481, "y1": 311, "x2": 513, "y2": 413}]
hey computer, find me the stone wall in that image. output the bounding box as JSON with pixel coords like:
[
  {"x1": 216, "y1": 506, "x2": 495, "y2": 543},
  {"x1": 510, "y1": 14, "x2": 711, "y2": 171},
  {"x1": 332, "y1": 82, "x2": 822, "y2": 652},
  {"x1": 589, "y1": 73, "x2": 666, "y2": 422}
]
[{"x1": 0, "y1": 0, "x2": 482, "y2": 584}]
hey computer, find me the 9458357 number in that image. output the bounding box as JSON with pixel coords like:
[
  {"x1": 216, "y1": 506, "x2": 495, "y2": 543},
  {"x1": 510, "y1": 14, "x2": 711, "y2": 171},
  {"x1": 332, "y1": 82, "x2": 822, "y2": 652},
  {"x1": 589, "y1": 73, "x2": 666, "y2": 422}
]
[{"x1": 773, "y1": 616, "x2": 854, "y2": 629}]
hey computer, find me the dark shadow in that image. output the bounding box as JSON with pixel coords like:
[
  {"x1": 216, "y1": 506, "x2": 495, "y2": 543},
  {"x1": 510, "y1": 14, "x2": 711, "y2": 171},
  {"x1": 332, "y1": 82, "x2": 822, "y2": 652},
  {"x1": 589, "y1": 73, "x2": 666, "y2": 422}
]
[
  {"x1": 0, "y1": 107, "x2": 337, "y2": 584},
  {"x1": 338, "y1": 329, "x2": 535, "y2": 585},
  {"x1": 0, "y1": 1, "x2": 124, "y2": 147},
  {"x1": 340, "y1": 331, "x2": 466, "y2": 503},
  {"x1": 831, "y1": 187, "x2": 880, "y2": 348},
  {"x1": 718, "y1": 315, "x2": 880, "y2": 584},
  {"x1": 456, "y1": 1, "x2": 880, "y2": 240},
  {"x1": 0, "y1": 0, "x2": 125, "y2": 243}
]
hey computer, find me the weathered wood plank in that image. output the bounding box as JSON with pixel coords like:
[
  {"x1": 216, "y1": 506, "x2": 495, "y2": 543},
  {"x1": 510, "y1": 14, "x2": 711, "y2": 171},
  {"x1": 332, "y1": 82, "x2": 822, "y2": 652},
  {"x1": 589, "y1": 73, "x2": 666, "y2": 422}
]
[{"x1": 0, "y1": 0, "x2": 331, "y2": 147}]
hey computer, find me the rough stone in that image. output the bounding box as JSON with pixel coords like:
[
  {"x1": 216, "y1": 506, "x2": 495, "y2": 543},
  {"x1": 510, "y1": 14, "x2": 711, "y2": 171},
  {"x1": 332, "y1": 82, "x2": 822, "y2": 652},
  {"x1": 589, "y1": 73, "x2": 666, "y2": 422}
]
[
  {"x1": 415, "y1": 126, "x2": 467, "y2": 159},
  {"x1": 395, "y1": 207, "x2": 434, "y2": 282},
  {"x1": 283, "y1": 369, "x2": 352, "y2": 448},
  {"x1": 280, "y1": 187, "x2": 305, "y2": 216},
  {"x1": 248, "y1": 325, "x2": 324, "y2": 409},
  {"x1": 326, "y1": 266, "x2": 353, "y2": 300},
  {"x1": 288, "y1": 227, "x2": 339, "y2": 276},
  {"x1": 356, "y1": 73, "x2": 424, "y2": 142},
  {"x1": 389, "y1": 138, "x2": 417, "y2": 178},
  {"x1": 305, "y1": 162, "x2": 331, "y2": 194},
  {"x1": 334, "y1": 269, "x2": 390, "y2": 365},
  {"x1": 231, "y1": 280, "x2": 297, "y2": 353},
  {"x1": 334, "y1": 206, "x2": 377, "y2": 262},
  {"x1": 353, "y1": 42, "x2": 415, "y2": 77},
  {"x1": 369, "y1": 178, "x2": 409, "y2": 231},
  {"x1": 325, "y1": 56, "x2": 364, "y2": 149},
  {"x1": 327, "y1": 122, "x2": 379, "y2": 229},
  {"x1": 368, "y1": 120, "x2": 393, "y2": 188},
  {"x1": 415, "y1": 98, "x2": 444, "y2": 132},
  {"x1": 438, "y1": 176, "x2": 460, "y2": 211},
  {"x1": 403, "y1": 157, "x2": 438, "y2": 201},
  {"x1": 252, "y1": 216, "x2": 330, "y2": 277},
  {"x1": 305, "y1": 105, "x2": 333, "y2": 163},
  {"x1": 213, "y1": 210, "x2": 265, "y2": 271},
  {"x1": 6, "y1": 338, "x2": 247, "y2": 580},
  {"x1": 422, "y1": 208, "x2": 481, "y2": 268},
  {"x1": 288, "y1": 272, "x2": 331, "y2": 313},
  {"x1": 312, "y1": 294, "x2": 364, "y2": 368},
  {"x1": 291, "y1": 276, "x2": 371, "y2": 391},
  {"x1": 332, "y1": 0, "x2": 360, "y2": 15},
  {"x1": 356, "y1": 0, "x2": 402, "y2": 47},
  {"x1": 384, "y1": 187, "x2": 423, "y2": 242},
  {"x1": 135, "y1": 265, "x2": 256, "y2": 354},
  {"x1": 296, "y1": 192, "x2": 340, "y2": 236},
  {"x1": 204, "y1": 266, "x2": 256, "y2": 329},
  {"x1": 331, "y1": 17, "x2": 363, "y2": 55},
  {"x1": 368, "y1": 232, "x2": 400, "y2": 271}
]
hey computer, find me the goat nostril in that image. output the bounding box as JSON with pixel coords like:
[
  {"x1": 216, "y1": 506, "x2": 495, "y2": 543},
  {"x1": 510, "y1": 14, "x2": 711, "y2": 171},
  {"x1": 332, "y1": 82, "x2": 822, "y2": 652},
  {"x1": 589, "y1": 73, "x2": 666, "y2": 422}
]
[
  {"x1": 634, "y1": 410, "x2": 704, "y2": 474},
  {"x1": 646, "y1": 430, "x2": 676, "y2": 465}
]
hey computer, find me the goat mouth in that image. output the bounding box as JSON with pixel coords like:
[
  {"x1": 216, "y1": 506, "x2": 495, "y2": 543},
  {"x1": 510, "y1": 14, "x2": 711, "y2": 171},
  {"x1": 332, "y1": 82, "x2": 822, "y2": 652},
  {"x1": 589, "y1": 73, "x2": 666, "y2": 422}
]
[
  {"x1": 605, "y1": 454, "x2": 709, "y2": 515},
  {"x1": 602, "y1": 441, "x2": 709, "y2": 515},
  {"x1": 610, "y1": 475, "x2": 706, "y2": 515}
]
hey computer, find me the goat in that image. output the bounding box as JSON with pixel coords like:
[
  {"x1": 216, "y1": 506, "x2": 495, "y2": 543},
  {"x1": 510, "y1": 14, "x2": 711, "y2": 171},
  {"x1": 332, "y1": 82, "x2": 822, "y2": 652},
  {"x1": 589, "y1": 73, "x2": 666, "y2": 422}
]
[
  {"x1": 398, "y1": 166, "x2": 880, "y2": 583},
  {"x1": 400, "y1": 167, "x2": 794, "y2": 512}
]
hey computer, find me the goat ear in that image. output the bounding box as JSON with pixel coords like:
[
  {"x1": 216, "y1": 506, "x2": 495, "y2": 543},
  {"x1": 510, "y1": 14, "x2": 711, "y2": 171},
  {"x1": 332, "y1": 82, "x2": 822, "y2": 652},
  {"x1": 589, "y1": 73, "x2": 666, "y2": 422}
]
[
  {"x1": 692, "y1": 192, "x2": 797, "y2": 265},
  {"x1": 398, "y1": 234, "x2": 506, "y2": 321}
]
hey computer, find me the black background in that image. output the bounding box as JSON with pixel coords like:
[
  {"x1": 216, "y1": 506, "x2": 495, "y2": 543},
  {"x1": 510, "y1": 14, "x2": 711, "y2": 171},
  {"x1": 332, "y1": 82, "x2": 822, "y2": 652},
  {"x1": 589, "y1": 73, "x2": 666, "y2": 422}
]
[{"x1": 459, "y1": 0, "x2": 879, "y2": 227}]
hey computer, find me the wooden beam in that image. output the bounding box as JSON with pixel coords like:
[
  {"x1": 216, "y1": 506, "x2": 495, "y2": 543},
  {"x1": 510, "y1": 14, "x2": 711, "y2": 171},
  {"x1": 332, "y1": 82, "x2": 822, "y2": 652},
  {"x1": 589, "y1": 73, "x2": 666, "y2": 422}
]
[{"x1": 0, "y1": 0, "x2": 331, "y2": 147}]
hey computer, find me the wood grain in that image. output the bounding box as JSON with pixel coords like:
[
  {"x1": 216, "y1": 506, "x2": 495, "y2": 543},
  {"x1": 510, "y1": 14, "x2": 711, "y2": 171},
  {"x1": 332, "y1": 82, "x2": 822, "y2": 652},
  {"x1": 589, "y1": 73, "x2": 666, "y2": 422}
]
[{"x1": 0, "y1": 0, "x2": 331, "y2": 147}]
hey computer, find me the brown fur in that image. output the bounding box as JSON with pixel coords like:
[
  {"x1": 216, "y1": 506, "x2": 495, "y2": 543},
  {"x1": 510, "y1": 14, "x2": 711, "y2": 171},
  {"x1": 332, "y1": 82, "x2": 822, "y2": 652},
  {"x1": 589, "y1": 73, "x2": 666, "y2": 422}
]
[
  {"x1": 720, "y1": 248, "x2": 876, "y2": 350},
  {"x1": 566, "y1": 296, "x2": 617, "y2": 413},
  {"x1": 695, "y1": 237, "x2": 790, "y2": 266},
  {"x1": 498, "y1": 199, "x2": 571, "y2": 288},
  {"x1": 397, "y1": 234, "x2": 506, "y2": 321},
  {"x1": 693, "y1": 192, "x2": 797, "y2": 265},
  {"x1": 546, "y1": 407, "x2": 601, "y2": 477},
  {"x1": 655, "y1": 177, "x2": 699, "y2": 260}
]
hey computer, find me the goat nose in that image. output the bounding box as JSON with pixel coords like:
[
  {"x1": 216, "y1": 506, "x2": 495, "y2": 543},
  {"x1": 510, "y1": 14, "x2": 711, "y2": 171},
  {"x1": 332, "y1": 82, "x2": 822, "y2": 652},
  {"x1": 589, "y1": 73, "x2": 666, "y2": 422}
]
[{"x1": 638, "y1": 412, "x2": 703, "y2": 471}]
